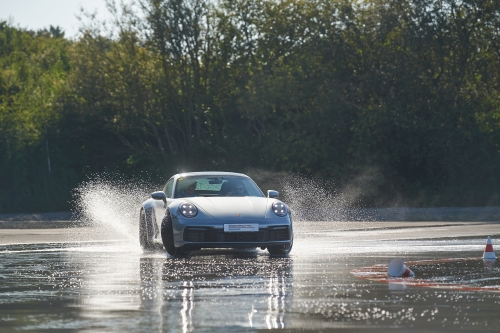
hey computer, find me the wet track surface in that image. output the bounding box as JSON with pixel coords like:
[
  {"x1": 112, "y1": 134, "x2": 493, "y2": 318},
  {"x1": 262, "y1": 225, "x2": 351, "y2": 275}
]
[{"x1": 1, "y1": 221, "x2": 500, "y2": 332}]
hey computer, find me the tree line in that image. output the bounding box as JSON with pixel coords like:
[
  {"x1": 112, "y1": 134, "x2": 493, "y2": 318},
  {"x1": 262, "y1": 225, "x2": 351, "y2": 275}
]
[{"x1": 1, "y1": 0, "x2": 500, "y2": 213}]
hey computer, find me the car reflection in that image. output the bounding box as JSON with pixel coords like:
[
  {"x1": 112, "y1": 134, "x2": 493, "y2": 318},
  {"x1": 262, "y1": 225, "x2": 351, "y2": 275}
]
[
  {"x1": 180, "y1": 280, "x2": 194, "y2": 332},
  {"x1": 139, "y1": 251, "x2": 293, "y2": 332},
  {"x1": 265, "y1": 273, "x2": 287, "y2": 329}
]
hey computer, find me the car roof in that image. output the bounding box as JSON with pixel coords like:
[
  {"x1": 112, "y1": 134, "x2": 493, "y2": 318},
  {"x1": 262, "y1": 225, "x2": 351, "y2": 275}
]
[{"x1": 173, "y1": 171, "x2": 250, "y2": 179}]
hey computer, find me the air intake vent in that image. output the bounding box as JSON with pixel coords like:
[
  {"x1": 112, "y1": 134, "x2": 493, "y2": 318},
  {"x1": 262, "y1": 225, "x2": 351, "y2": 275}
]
[{"x1": 183, "y1": 226, "x2": 290, "y2": 242}]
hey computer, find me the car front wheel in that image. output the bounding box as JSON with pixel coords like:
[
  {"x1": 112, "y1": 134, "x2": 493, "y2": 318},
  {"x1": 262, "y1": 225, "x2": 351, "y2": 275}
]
[
  {"x1": 161, "y1": 211, "x2": 177, "y2": 255},
  {"x1": 268, "y1": 238, "x2": 293, "y2": 255}
]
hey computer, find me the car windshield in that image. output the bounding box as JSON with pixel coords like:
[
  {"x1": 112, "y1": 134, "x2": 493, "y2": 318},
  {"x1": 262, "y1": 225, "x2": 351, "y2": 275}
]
[{"x1": 174, "y1": 175, "x2": 265, "y2": 198}]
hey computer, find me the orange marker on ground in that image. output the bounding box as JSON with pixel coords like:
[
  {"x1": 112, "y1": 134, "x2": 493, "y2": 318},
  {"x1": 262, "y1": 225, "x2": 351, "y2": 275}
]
[
  {"x1": 483, "y1": 236, "x2": 496, "y2": 260},
  {"x1": 387, "y1": 258, "x2": 415, "y2": 277}
]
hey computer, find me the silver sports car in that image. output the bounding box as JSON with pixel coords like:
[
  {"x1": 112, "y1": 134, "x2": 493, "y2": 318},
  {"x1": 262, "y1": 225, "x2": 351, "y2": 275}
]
[{"x1": 139, "y1": 171, "x2": 293, "y2": 255}]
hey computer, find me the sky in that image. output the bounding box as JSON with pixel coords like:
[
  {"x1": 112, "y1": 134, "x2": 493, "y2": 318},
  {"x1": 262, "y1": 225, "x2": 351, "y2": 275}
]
[{"x1": 0, "y1": 0, "x2": 113, "y2": 39}]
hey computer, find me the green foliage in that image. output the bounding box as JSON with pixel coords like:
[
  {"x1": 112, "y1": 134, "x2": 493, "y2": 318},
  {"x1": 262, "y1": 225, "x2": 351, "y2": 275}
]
[
  {"x1": 0, "y1": 21, "x2": 72, "y2": 212},
  {"x1": 2, "y1": 0, "x2": 500, "y2": 212}
]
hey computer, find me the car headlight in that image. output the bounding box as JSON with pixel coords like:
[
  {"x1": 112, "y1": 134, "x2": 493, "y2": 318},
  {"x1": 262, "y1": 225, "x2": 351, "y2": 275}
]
[
  {"x1": 179, "y1": 202, "x2": 198, "y2": 218},
  {"x1": 272, "y1": 201, "x2": 288, "y2": 217}
]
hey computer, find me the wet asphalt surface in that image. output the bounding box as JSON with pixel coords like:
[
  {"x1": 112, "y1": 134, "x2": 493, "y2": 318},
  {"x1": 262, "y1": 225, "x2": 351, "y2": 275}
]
[{"x1": 1, "y1": 221, "x2": 500, "y2": 332}]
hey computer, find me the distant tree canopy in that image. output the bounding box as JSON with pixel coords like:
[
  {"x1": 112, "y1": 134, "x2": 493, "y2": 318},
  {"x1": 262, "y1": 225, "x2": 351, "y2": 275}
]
[{"x1": 1, "y1": 0, "x2": 500, "y2": 213}]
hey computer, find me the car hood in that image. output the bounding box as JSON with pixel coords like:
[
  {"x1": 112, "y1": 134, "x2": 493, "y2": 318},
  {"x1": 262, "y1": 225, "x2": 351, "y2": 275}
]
[{"x1": 185, "y1": 196, "x2": 269, "y2": 220}]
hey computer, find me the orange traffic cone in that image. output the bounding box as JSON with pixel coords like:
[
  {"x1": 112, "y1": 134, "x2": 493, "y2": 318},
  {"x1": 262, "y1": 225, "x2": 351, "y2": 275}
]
[
  {"x1": 387, "y1": 258, "x2": 415, "y2": 277},
  {"x1": 482, "y1": 236, "x2": 496, "y2": 260}
]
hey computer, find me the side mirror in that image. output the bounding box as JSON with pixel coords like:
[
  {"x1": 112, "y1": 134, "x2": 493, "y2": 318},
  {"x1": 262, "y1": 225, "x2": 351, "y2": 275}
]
[
  {"x1": 267, "y1": 190, "x2": 279, "y2": 198},
  {"x1": 151, "y1": 191, "x2": 167, "y2": 203}
]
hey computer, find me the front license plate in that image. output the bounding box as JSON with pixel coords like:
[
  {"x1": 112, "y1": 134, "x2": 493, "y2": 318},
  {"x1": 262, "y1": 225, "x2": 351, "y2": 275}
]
[{"x1": 224, "y1": 224, "x2": 259, "y2": 232}]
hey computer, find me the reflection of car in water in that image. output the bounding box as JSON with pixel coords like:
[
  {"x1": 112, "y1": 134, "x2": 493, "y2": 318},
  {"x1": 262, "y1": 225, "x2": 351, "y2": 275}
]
[
  {"x1": 139, "y1": 255, "x2": 293, "y2": 331},
  {"x1": 139, "y1": 172, "x2": 293, "y2": 255}
]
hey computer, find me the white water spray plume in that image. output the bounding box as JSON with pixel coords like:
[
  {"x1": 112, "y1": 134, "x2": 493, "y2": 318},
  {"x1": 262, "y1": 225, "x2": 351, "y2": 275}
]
[
  {"x1": 72, "y1": 174, "x2": 157, "y2": 244},
  {"x1": 278, "y1": 173, "x2": 372, "y2": 222},
  {"x1": 70, "y1": 171, "x2": 372, "y2": 244},
  {"x1": 236, "y1": 168, "x2": 372, "y2": 221}
]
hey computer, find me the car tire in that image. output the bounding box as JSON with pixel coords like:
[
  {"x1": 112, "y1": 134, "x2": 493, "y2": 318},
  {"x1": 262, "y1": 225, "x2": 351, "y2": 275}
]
[
  {"x1": 139, "y1": 208, "x2": 154, "y2": 250},
  {"x1": 268, "y1": 238, "x2": 293, "y2": 255},
  {"x1": 161, "y1": 211, "x2": 177, "y2": 255}
]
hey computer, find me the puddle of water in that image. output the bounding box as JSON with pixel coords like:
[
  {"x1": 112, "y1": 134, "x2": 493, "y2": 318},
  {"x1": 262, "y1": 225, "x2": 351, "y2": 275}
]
[
  {"x1": 1, "y1": 239, "x2": 500, "y2": 332},
  {"x1": 414, "y1": 259, "x2": 500, "y2": 287}
]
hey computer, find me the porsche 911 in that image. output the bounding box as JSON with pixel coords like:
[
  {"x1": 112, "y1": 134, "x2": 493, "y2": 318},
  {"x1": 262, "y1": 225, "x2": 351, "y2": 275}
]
[{"x1": 139, "y1": 171, "x2": 293, "y2": 255}]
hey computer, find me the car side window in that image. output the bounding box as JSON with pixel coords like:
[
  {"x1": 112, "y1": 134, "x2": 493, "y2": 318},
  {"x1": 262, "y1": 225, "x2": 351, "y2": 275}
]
[{"x1": 163, "y1": 178, "x2": 174, "y2": 198}]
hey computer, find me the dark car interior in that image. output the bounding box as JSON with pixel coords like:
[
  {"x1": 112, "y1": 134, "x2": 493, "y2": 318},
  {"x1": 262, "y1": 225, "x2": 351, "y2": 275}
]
[{"x1": 175, "y1": 177, "x2": 258, "y2": 198}]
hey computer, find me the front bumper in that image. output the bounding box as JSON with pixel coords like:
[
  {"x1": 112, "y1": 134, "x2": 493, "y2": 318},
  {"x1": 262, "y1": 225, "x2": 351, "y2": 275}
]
[{"x1": 171, "y1": 216, "x2": 293, "y2": 249}]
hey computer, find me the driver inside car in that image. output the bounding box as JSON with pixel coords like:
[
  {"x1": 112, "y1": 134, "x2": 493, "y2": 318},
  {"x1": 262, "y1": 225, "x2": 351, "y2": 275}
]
[
  {"x1": 177, "y1": 181, "x2": 198, "y2": 198},
  {"x1": 226, "y1": 182, "x2": 246, "y2": 196}
]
